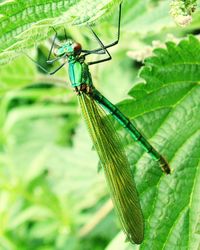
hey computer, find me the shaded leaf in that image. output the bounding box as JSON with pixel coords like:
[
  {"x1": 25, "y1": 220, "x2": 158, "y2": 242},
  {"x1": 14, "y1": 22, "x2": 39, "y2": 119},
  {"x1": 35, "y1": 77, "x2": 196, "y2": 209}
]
[{"x1": 116, "y1": 35, "x2": 200, "y2": 249}]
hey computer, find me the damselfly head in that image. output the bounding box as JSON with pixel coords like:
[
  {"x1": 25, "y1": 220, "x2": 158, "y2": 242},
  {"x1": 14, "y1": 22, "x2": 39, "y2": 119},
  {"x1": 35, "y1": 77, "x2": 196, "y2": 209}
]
[{"x1": 55, "y1": 40, "x2": 82, "y2": 57}]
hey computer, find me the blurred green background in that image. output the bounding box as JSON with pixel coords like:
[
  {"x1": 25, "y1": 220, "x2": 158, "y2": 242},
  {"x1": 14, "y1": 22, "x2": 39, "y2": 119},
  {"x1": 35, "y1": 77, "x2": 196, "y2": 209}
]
[{"x1": 0, "y1": 0, "x2": 200, "y2": 249}]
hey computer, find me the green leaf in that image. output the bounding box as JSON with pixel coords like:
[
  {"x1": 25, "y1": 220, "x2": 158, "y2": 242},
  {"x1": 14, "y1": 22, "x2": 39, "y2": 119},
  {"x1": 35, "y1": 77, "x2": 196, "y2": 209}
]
[
  {"x1": 0, "y1": 0, "x2": 121, "y2": 64},
  {"x1": 116, "y1": 35, "x2": 200, "y2": 249}
]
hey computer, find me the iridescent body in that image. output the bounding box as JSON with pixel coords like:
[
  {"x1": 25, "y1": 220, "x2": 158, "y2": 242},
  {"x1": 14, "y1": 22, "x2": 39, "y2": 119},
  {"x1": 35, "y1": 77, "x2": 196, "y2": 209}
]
[
  {"x1": 26, "y1": 3, "x2": 170, "y2": 244},
  {"x1": 53, "y1": 40, "x2": 170, "y2": 244},
  {"x1": 56, "y1": 40, "x2": 170, "y2": 174}
]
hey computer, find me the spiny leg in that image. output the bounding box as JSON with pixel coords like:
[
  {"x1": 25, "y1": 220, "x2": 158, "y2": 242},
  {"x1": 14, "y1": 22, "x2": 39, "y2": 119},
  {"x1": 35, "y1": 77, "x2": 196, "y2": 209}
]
[
  {"x1": 46, "y1": 27, "x2": 67, "y2": 64},
  {"x1": 25, "y1": 27, "x2": 67, "y2": 74},
  {"x1": 87, "y1": 25, "x2": 112, "y2": 65},
  {"x1": 25, "y1": 52, "x2": 67, "y2": 75},
  {"x1": 82, "y1": 3, "x2": 122, "y2": 56},
  {"x1": 47, "y1": 27, "x2": 58, "y2": 63}
]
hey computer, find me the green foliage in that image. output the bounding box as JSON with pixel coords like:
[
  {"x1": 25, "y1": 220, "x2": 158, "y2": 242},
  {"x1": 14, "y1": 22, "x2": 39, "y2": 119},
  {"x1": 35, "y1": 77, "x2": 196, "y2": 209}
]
[
  {"x1": 0, "y1": 0, "x2": 200, "y2": 250},
  {"x1": 0, "y1": 0, "x2": 121, "y2": 64},
  {"x1": 117, "y1": 35, "x2": 200, "y2": 250}
]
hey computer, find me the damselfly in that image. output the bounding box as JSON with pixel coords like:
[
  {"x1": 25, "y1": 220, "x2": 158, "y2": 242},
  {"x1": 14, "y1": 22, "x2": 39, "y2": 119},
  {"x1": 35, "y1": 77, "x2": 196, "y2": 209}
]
[{"x1": 27, "y1": 3, "x2": 170, "y2": 244}]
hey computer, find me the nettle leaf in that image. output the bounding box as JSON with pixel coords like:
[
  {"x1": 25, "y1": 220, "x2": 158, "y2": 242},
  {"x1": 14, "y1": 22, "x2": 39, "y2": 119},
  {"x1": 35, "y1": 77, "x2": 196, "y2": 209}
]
[
  {"x1": 0, "y1": 0, "x2": 121, "y2": 64},
  {"x1": 114, "y1": 35, "x2": 200, "y2": 249}
]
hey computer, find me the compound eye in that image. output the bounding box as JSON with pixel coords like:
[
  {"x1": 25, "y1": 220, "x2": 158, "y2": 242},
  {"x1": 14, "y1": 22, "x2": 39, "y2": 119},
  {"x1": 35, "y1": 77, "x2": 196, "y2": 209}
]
[{"x1": 74, "y1": 42, "x2": 82, "y2": 55}]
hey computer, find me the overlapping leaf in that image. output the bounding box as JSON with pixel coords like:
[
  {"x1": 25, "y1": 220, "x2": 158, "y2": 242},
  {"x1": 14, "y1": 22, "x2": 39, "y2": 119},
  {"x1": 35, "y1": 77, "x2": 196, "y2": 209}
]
[
  {"x1": 111, "y1": 35, "x2": 200, "y2": 250},
  {"x1": 0, "y1": 0, "x2": 121, "y2": 64}
]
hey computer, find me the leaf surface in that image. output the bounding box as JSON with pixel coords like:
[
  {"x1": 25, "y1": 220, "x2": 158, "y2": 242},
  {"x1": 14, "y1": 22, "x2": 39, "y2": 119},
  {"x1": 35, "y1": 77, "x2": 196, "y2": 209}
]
[{"x1": 115, "y1": 35, "x2": 200, "y2": 250}]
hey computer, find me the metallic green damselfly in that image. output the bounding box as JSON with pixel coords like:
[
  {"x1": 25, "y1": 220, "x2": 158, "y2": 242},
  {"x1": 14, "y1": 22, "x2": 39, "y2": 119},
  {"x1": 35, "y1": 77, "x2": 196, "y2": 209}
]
[{"x1": 27, "y1": 3, "x2": 170, "y2": 244}]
